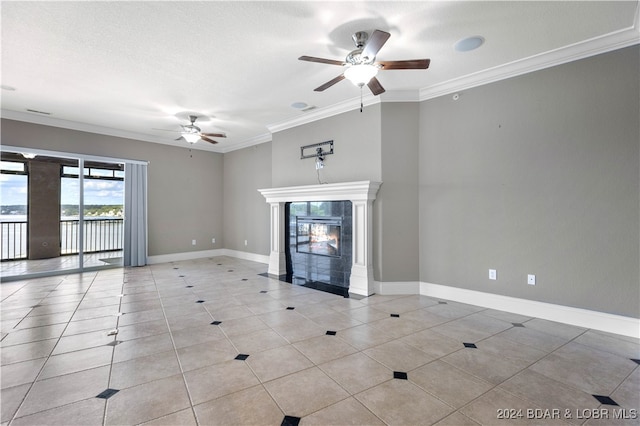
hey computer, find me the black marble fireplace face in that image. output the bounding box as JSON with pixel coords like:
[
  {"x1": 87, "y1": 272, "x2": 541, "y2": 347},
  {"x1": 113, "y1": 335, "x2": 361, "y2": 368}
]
[{"x1": 285, "y1": 201, "x2": 353, "y2": 296}]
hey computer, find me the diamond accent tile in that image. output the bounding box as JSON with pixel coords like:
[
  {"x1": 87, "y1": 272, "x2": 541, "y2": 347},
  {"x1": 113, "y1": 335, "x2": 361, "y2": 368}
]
[
  {"x1": 196, "y1": 300, "x2": 205, "y2": 303},
  {"x1": 186, "y1": 285, "x2": 194, "y2": 288},
  {"x1": 326, "y1": 330, "x2": 337, "y2": 336},
  {"x1": 393, "y1": 371, "x2": 408, "y2": 380},
  {"x1": 96, "y1": 388, "x2": 119, "y2": 399},
  {"x1": 390, "y1": 314, "x2": 400, "y2": 318},
  {"x1": 512, "y1": 323, "x2": 525, "y2": 327},
  {"x1": 241, "y1": 278, "x2": 248, "y2": 281},
  {"x1": 235, "y1": 354, "x2": 250, "y2": 361},
  {"x1": 211, "y1": 321, "x2": 222, "y2": 325},
  {"x1": 286, "y1": 307, "x2": 295, "y2": 310},
  {"x1": 593, "y1": 395, "x2": 619, "y2": 406},
  {"x1": 281, "y1": 415, "x2": 301, "y2": 426},
  {"x1": 260, "y1": 290, "x2": 268, "y2": 293},
  {"x1": 463, "y1": 343, "x2": 478, "y2": 348},
  {"x1": 631, "y1": 359, "x2": 640, "y2": 365}
]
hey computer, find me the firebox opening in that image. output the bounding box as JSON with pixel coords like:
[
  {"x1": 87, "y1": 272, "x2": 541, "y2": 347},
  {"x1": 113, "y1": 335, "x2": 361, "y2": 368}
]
[{"x1": 296, "y1": 217, "x2": 341, "y2": 257}]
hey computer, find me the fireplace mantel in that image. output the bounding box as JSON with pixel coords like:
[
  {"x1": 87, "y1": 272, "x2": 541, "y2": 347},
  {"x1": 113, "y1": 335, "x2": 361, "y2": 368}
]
[{"x1": 258, "y1": 181, "x2": 381, "y2": 297}]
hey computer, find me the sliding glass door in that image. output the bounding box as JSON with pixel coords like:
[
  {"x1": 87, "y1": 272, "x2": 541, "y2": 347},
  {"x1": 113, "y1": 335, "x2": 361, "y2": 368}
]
[{"x1": 1, "y1": 147, "x2": 135, "y2": 280}]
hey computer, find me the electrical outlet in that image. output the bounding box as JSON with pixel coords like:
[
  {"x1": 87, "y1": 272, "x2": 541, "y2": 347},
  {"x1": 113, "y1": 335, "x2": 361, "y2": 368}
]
[
  {"x1": 489, "y1": 269, "x2": 497, "y2": 280},
  {"x1": 212, "y1": 238, "x2": 216, "y2": 244},
  {"x1": 192, "y1": 239, "x2": 196, "y2": 245},
  {"x1": 528, "y1": 274, "x2": 536, "y2": 285},
  {"x1": 244, "y1": 240, "x2": 248, "y2": 246}
]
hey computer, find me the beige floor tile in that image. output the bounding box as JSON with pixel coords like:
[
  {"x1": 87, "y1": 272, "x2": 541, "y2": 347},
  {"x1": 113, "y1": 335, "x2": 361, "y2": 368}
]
[
  {"x1": 442, "y1": 346, "x2": 524, "y2": 385},
  {"x1": 301, "y1": 397, "x2": 385, "y2": 425},
  {"x1": 574, "y1": 330, "x2": 640, "y2": 359},
  {"x1": 0, "y1": 357, "x2": 47, "y2": 389},
  {"x1": 219, "y1": 315, "x2": 269, "y2": 337},
  {"x1": 105, "y1": 374, "x2": 191, "y2": 425},
  {"x1": 39, "y1": 345, "x2": 113, "y2": 380},
  {"x1": 166, "y1": 311, "x2": 214, "y2": 332},
  {"x1": 368, "y1": 315, "x2": 429, "y2": 338},
  {"x1": 499, "y1": 369, "x2": 600, "y2": 425},
  {"x1": 346, "y1": 306, "x2": 390, "y2": 323},
  {"x1": 193, "y1": 384, "x2": 284, "y2": 425},
  {"x1": 364, "y1": 339, "x2": 434, "y2": 372},
  {"x1": 611, "y1": 368, "x2": 640, "y2": 410},
  {"x1": 246, "y1": 345, "x2": 313, "y2": 382},
  {"x1": 16, "y1": 365, "x2": 110, "y2": 417},
  {"x1": 63, "y1": 315, "x2": 119, "y2": 336},
  {"x1": 434, "y1": 411, "x2": 482, "y2": 425},
  {"x1": 170, "y1": 324, "x2": 227, "y2": 349},
  {"x1": 319, "y1": 352, "x2": 392, "y2": 394},
  {"x1": 13, "y1": 312, "x2": 73, "y2": 329},
  {"x1": 0, "y1": 383, "x2": 31, "y2": 423},
  {"x1": 336, "y1": 324, "x2": 395, "y2": 350},
  {"x1": 411, "y1": 360, "x2": 494, "y2": 408},
  {"x1": 112, "y1": 332, "x2": 174, "y2": 363},
  {"x1": 110, "y1": 350, "x2": 181, "y2": 389},
  {"x1": 356, "y1": 378, "x2": 454, "y2": 425},
  {"x1": 529, "y1": 342, "x2": 637, "y2": 395},
  {"x1": 52, "y1": 329, "x2": 115, "y2": 355},
  {"x1": 423, "y1": 301, "x2": 483, "y2": 319},
  {"x1": 399, "y1": 328, "x2": 463, "y2": 358},
  {"x1": 0, "y1": 323, "x2": 66, "y2": 346},
  {"x1": 496, "y1": 325, "x2": 570, "y2": 353},
  {"x1": 524, "y1": 318, "x2": 587, "y2": 340},
  {"x1": 176, "y1": 338, "x2": 239, "y2": 372},
  {"x1": 476, "y1": 335, "x2": 548, "y2": 367},
  {"x1": 142, "y1": 408, "x2": 197, "y2": 426},
  {"x1": 460, "y1": 387, "x2": 565, "y2": 425},
  {"x1": 116, "y1": 308, "x2": 165, "y2": 326},
  {"x1": 184, "y1": 359, "x2": 260, "y2": 405},
  {"x1": 307, "y1": 311, "x2": 364, "y2": 331},
  {"x1": 264, "y1": 367, "x2": 350, "y2": 418},
  {"x1": 11, "y1": 397, "x2": 105, "y2": 426},
  {"x1": 293, "y1": 334, "x2": 358, "y2": 365},
  {"x1": 0, "y1": 339, "x2": 57, "y2": 366},
  {"x1": 228, "y1": 328, "x2": 289, "y2": 354},
  {"x1": 271, "y1": 317, "x2": 326, "y2": 343},
  {"x1": 115, "y1": 319, "x2": 170, "y2": 341}
]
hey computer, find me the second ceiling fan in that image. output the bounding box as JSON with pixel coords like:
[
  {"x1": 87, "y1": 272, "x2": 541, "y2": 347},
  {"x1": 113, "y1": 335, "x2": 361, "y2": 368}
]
[{"x1": 299, "y1": 29, "x2": 430, "y2": 95}]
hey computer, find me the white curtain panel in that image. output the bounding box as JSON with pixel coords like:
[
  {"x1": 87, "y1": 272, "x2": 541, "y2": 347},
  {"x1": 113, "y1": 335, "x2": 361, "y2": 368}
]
[{"x1": 124, "y1": 162, "x2": 148, "y2": 266}]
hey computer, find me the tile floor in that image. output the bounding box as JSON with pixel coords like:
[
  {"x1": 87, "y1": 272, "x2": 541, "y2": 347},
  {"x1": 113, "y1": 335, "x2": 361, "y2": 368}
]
[{"x1": 1, "y1": 256, "x2": 638, "y2": 425}]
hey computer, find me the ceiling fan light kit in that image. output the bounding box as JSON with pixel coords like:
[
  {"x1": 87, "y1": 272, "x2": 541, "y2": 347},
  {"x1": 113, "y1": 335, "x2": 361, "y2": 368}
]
[{"x1": 298, "y1": 29, "x2": 430, "y2": 100}]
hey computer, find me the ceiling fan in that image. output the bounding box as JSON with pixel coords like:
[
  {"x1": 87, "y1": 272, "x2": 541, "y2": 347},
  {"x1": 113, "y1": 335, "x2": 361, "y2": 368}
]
[
  {"x1": 299, "y1": 29, "x2": 430, "y2": 96},
  {"x1": 170, "y1": 115, "x2": 226, "y2": 144}
]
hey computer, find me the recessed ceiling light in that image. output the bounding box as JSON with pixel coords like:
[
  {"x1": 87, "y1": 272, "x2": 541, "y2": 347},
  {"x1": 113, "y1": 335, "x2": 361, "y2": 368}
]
[
  {"x1": 1, "y1": 85, "x2": 16, "y2": 91},
  {"x1": 454, "y1": 36, "x2": 485, "y2": 52},
  {"x1": 291, "y1": 102, "x2": 309, "y2": 110}
]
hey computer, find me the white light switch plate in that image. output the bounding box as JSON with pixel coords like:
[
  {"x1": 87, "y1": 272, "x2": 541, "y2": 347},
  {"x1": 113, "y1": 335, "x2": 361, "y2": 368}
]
[
  {"x1": 528, "y1": 274, "x2": 536, "y2": 285},
  {"x1": 489, "y1": 269, "x2": 497, "y2": 280}
]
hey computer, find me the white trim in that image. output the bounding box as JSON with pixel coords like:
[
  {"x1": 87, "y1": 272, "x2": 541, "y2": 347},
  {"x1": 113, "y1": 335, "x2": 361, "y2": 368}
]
[
  {"x1": 0, "y1": 144, "x2": 148, "y2": 166},
  {"x1": 419, "y1": 26, "x2": 640, "y2": 101},
  {"x1": 418, "y1": 282, "x2": 639, "y2": 339},
  {"x1": 217, "y1": 132, "x2": 272, "y2": 153},
  {"x1": 146, "y1": 248, "x2": 269, "y2": 265},
  {"x1": 375, "y1": 281, "x2": 421, "y2": 295},
  {"x1": 258, "y1": 180, "x2": 382, "y2": 203}
]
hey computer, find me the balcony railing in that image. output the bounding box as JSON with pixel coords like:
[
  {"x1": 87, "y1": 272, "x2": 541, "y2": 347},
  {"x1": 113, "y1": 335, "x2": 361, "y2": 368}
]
[{"x1": 1, "y1": 218, "x2": 124, "y2": 261}]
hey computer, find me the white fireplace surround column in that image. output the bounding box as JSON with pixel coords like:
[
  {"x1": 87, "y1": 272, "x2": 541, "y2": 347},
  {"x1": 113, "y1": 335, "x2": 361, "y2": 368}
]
[{"x1": 258, "y1": 181, "x2": 382, "y2": 297}]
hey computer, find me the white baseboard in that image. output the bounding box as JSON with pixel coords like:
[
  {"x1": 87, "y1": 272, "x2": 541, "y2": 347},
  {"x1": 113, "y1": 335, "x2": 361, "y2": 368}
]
[
  {"x1": 146, "y1": 248, "x2": 269, "y2": 265},
  {"x1": 375, "y1": 281, "x2": 421, "y2": 295},
  {"x1": 373, "y1": 281, "x2": 639, "y2": 338},
  {"x1": 220, "y1": 249, "x2": 270, "y2": 264}
]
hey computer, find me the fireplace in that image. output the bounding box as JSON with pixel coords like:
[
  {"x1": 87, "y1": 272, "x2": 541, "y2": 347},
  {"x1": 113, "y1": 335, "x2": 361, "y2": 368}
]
[
  {"x1": 258, "y1": 181, "x2": 381, "y2": 297},
  {"x1": 285, "y1": 201, "x2": 352, "y2": 295},
  {"x1": 296, "y1": 217, "x2": 342, "y2": 257}
]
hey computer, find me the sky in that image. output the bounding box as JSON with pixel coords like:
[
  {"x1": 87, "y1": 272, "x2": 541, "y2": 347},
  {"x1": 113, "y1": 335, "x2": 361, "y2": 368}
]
[{"x1": 1, "y1": 174, "x2": 124, "y2": 205}]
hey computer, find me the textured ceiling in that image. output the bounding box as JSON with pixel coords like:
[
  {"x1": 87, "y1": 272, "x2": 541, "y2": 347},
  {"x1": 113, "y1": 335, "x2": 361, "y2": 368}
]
[{"x1": 1, "y1": 1, "x2": 638, "y2": 153}]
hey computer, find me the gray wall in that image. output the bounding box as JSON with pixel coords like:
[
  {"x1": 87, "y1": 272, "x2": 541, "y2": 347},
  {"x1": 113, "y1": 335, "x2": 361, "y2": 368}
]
[
  {"x1": 1, "y1": 119, "x2": 224, "y2": 257},
  {"x1": 419, "y1": 45, "x2": 639, "y2": 317},
  {"x1": 376, "y1": 102, "x2": 420, "y2": 282},
  {"x1": 271, "y1": 104, "x2": 382, "y2": 187},
  {"x1": 222, "y1": 142, "x2": 272, "y2": 255}
]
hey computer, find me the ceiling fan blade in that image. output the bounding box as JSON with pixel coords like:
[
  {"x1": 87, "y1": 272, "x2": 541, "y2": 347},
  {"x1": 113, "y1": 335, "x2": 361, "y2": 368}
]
[
  {"x1": 299, "y1": 56, "x2": 345, "y2": 66},
  {"x1": 200, "y1": 132, "x2": 226, "y2": 138},
  {"x1": 361, "y1": 30, "x2": 391, "y2": 59},
  {"x1": 200, "y1": 136, "x2": 219, "y2": 144},
  {"x1": 367, "y1": 77, "x2": 385, "y2": 96},
  {"x1": 314, "y1": 74, "x2": 345, "y2": 92},
  {"x1": 378, "y1": 59, "x2": 431, "y2": 70}
]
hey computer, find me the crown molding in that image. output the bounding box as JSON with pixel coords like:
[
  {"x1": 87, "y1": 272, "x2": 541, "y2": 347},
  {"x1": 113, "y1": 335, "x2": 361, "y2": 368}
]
[
  {"x1": 217, "y1": 132, "x2": 272, "y2": 153},
  {"x1": 420, "y1": 24, "x2": 640, "y2": 101},
  {"x1": 0, "y1": 109, "x2": 228, "y2": 153}
]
